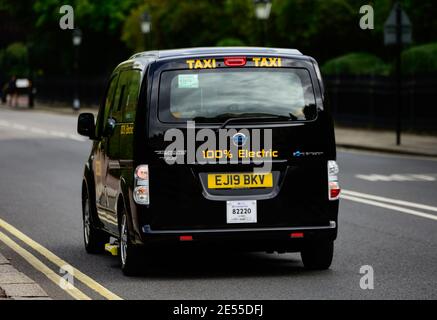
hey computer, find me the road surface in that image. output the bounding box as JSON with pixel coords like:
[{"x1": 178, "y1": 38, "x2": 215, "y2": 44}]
[{"x1": 0, "y1": 107, "x2": 436, "y2": 300}]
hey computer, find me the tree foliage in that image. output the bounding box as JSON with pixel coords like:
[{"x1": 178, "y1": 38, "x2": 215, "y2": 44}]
[
  {"x1": 1, "y1": 0, "x2": 436, "y2": 77},
  {"x1": 402, "y1": 42, "x2": 437, "y2": 75},
  {"x1": 0, "y1": 42, "x2": 30, "y2": 77},
  {"x1": 321, "y1": 52, "x2": 389, "y2": 76}
]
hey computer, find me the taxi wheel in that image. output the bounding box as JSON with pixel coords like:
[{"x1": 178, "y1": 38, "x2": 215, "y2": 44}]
[
  {"x1": 119, "y1": 211, "x2": 143, "y2": 276},
  {"x1": 83, "y1": 188, "x2": 107, "y2": 254},
  {"x1": 301, "y1": 241, "x2": 334, "y2": 270}
]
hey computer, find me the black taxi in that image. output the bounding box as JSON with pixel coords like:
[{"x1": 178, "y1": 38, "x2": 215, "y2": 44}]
[{"x1": 77, "y1": 47, "x2": 340, "y2": 275}]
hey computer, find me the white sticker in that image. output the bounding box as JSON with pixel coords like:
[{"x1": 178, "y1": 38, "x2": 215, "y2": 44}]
[
  {"x1": 226, "y1": 200, "x2": 257, "y2": 224},
  {"x1": 178, "y1": 74, "x2": 199, "y2": 88}
]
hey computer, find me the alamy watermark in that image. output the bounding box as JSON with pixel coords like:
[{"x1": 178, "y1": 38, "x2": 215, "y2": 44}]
[
  {"x1": 359, "y1": 5, "x2": 374, "y2": 30},
  {"x1": 59, "y1": 5, "x2": 74, "y2": 30},
  {"x1": 59, "y1": 264, "x2": 75, "y2": 290},
  {"x1": 359, "y1": 265, "x2": 374, "y2": 290},
  {"x1": 163, "y1": 121, "x2": 275, "y2": 173}
]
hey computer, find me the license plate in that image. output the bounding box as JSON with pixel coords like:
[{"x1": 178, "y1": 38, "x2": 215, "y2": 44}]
[
  {"x1": 208, "y1": 173, "x2": 273, "y2": 189},
  {"x1": 226, "y1": 200, "x2": 257, "y2": 224}
]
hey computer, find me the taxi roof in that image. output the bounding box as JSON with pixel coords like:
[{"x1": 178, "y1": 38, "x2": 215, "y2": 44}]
[
  {"x1": 129, "y1": 47, "x2": 304, "y2": 62},
  {"x1": 119, "y1": 47, "x2": 310, "y2": 73}
]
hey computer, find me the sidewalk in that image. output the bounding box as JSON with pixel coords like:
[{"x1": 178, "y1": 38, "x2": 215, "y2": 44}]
[
  {"x1": 0, "y1": 252, "x2": 50, "y2": 300},
  {"x1": 32, "y1": 102, "x2": 98, "y2": 116},
  {"x1": 0, "y1": 101, "x2": 98, "y2": 116},
  {"x1": 336, "y1": 127, "x2": 437, "y2": 157}
]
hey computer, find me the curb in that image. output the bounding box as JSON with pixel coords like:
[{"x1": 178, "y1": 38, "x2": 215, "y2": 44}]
[
  {"x1": 337, "y1": 143, "x2": 437, "y2": 158},
  {"x1": 0, "y1": 252, "x2": 50, "y2": 300}
]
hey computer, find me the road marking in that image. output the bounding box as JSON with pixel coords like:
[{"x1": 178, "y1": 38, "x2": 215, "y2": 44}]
[
  {"x1": 0, "y1": 217, "x2": 123, "y2": 300},
  {"x1": 342, "y1": 189, "x2": 437, "y2": 213},
  {"x1": 338, "y1": 148, "x2": 437, "y2": 162},
  {"x1": 355, "y1": 174, "x2": 436, "y2": 182},
  {"x1": 68, "y1": 134, "x2": 86, "y2": 141},
  {"x1": 0, "y1": 120, "x2": 86, "y2": 142},
  {"x1": 29, "y1": 127, "x2": 48, "y2": 135},
  {"x1": 341, "y1": 195, "x2": 437, "y2": 221},
  {"x1": 48, "y1": 130, "x2": 68, "y2": 138},
  {"x1": 11, "y1": 124, "x2": 28, "y2": 130},
  {"x1": 0, "y1": 231, "x2": 91, "y2": 300},
  {"x1": 409, "y1": 174, "x2": 436, "y2": 181}
]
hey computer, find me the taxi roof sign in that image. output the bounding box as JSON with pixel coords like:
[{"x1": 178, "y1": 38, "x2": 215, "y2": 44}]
[{"x1": 130, "y1": 47, "x2": 302, "y2": 61}]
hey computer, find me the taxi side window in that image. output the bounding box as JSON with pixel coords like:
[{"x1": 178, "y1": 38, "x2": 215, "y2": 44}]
[
  {"x1": 111, "y1": 71, "x2": 130, "y2": 122},
  {"x1": 122, "y1": 70, "x2": 141, "y2": 122},
  {"x1": 96, "y1": 74, "x2": 118, "y2": 137}
]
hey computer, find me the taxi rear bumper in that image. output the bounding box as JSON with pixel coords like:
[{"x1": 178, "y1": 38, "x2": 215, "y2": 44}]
[{"x1": 139, "y1": 221, "x2": 337, "y2": 252}]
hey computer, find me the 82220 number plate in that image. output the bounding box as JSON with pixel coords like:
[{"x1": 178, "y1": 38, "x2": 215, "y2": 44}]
[{"x1": 226, "y1": 200, "x2": 257, "y2": 224}]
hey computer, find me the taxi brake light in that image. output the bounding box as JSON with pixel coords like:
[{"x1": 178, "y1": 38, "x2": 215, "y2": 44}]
[
  {"x1": 328, "y1": 161, "x2": 340, "y2": 201},
  {"x1": 180, "y1": 235, "x2": 193, "y2": 241},
  {"x1": 330, "y1": 184, "x2": 341, "y2": 199},
  {"x1": 290, "y1": 232, "x2": 304, "y2": 238},
  {"x1": 224, "y1": 57, "x2": 246, "y2": 67}
]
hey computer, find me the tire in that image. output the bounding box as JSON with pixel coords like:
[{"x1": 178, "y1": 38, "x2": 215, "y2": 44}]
[
  {"x1": 119, "y1": 210, "x2": 143, "y2": 276},
  {"x1": 301, "y1": 241, "x2": 334, "y2": 270},
  {"x1": 83, "y1": 185, "x2": 108, "y2": 254}
]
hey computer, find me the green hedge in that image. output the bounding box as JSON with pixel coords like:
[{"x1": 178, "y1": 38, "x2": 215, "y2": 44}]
[
  {"x1": 402, "y1": 42, "x2": 437, "y2": 75},
  {"x1": 0, "y1": 42, "x2": 29, "y2": 77},
  {"x1": 321, "y1": 53, "x2": 390, "y2": 76},
  {"x1": 216, "y1": 38, "x2": 246, "y2": 47}
]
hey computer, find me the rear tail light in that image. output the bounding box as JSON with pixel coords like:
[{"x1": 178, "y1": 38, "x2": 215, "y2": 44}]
[
  {"x1": 328, "y1": 160, "x2": 340, "y2": 200},
  {"x1": 134, "y1": 165, "x2": 150, "y2": 205},
  {"x1": 224, "y1": 56, "x2": 247, "y2": 67}
]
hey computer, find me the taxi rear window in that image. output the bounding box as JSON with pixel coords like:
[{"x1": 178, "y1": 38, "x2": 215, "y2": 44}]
[{"x1": 158, "y1": 68, "x2": 317, "y2": 123}]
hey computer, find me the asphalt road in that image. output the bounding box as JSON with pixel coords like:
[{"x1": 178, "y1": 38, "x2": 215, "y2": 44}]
[{"x1": 0, "y1": 106, "x2": 436, "y2": 300}]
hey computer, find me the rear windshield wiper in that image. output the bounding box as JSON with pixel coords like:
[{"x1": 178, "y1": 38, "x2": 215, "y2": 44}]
[
  {"x1": 192, "y1": 113, "x2": 298, "y2": 129},
  {"x1": 219, "y1": 114, "x2": 295, "y2": 129}
]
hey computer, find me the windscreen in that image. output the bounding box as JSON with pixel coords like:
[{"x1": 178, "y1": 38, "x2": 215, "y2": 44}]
[{"x1": 158, "y1": 68, "x2": 317, "y2": 123}]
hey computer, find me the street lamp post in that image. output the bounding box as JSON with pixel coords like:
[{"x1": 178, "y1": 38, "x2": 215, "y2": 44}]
[
  {"x1": 141, "y1": 12, "x2": 152, "y2": 50},
  {"x1": 253, "y1": 0, "x2": 272, "y2": 46},
  {"x1": 72, "y1": 29, "x2": 82, "y2": 111}
]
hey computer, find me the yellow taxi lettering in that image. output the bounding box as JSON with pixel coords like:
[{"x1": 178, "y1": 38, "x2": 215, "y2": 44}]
[
  {"x1": 252, "y1": 57, "x2": 282, "y2": 67},
  {"x1": 203, "y1": 59, "x2": 213, "y2": 68},
  {"x1": 186, "y1": 59, "x2": 217, "y2": 69},
  {"x1": 252, "y1": 57, "x2": 261, "y2": 67},
  {"x1": 194, "y1": 60, "x2": 203, "y2": 69},
  {"x1": 268, "y1": 57, "x2": 278, "y2": 66},
  {"x1": 260, "y1": 57, "x2": 269, "y2": 67},
  {"x1": 186, "y1": 59, "x2": 195, "y2": 69}
]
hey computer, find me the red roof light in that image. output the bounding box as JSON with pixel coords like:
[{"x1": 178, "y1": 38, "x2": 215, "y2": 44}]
[
  {"x1": 290, "y1": 232, "x2": 304, "y2": 238},
  {"x1": 179, "y1": 235, "x2": 193, "y2": 241},
  {"x1": 224, "y1": 56, "x2": 247, "y2": 67}
]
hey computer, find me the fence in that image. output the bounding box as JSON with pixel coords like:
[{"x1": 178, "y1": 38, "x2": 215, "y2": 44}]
[
  {"x1": 325, "y1": 75, "x2": 437, "y2": 131},
  {"x1": 34, "y1": 76, "x2": 107, "y2": 107}
]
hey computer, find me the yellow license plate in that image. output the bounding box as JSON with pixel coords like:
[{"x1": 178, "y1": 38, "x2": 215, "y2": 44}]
[{"x1": 207, "y1": 173, "x2": 273, "y2": 189}]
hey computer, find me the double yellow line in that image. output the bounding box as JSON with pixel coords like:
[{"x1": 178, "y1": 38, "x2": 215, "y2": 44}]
[{"x1": 0, "y1": 217, "x2": 122, "y2": 300}]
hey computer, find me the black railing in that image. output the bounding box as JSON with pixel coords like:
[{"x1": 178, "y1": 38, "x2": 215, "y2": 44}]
[
  {"x1": 325, "y1": 74, "x2": 437, "y2": 131},
  {"x1": 34, "y1": 76, "x2": 107, "y2": 107}
]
